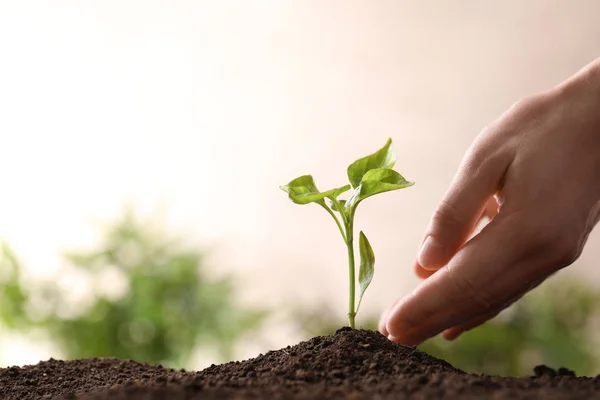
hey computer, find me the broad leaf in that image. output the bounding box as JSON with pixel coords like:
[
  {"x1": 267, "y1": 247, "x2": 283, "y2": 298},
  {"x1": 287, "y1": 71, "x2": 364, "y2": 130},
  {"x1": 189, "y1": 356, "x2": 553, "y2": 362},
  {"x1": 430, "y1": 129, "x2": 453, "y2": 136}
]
[
  {"x1": 346, "y1": 168, "x2": 413, "y2": 210},
  {"x1": 358, "y1": 168, "x2": 413, "y2": 199},
  {"x1": 347, "y1": 138, "x2": 396, "y2": 188},
  {"x1": 328, "y1": 185, "x2": 352, "y2": 199},
  {"x1": 356, "y1": 231, "x2": 374, "y2": 314},
  {"x1": 280, "y1": 175, "x2": 350, "y2": 205}
]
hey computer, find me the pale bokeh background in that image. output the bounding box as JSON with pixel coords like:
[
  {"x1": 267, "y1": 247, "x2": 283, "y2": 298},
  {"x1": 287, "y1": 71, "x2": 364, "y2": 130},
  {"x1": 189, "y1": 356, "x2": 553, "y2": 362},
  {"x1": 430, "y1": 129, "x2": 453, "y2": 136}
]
[{"x1": 1, "y1": 0, "x2": 600, "y2": 367}]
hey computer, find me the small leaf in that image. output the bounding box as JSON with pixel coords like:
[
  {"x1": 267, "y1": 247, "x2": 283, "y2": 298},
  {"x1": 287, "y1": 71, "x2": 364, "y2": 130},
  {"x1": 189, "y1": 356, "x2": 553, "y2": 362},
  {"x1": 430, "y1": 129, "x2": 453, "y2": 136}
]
[
  {"x1": 280, "y1": 175, "x2": 350, "y2": 205},
  {"x1": 329, "y1": 185, "x2": 352, "y2": 199},
  {"x1": 347, "y1": 138, "x2": 396, "y2": 188},
  {"x1": 356, "y1": 231, "x2": 375, "y2": 314},
  {"x1": 345, "y1": 168, "x2": 413, "y2": 210},
  {"x1": 358, "y1": 168, "x2": 413, "y2": 200}
]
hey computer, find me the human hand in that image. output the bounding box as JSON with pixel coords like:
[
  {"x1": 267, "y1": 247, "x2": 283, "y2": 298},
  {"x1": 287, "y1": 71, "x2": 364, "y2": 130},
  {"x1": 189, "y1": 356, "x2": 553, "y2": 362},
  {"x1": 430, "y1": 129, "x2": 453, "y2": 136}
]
[{"x1": 380, "y1": 58, "x2": 600, "y2": 345}]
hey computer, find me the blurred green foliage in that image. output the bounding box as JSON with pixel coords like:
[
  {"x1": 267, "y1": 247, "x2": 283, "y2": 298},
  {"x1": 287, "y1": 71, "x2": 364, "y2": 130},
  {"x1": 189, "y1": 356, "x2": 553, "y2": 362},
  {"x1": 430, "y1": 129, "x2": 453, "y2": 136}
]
[
  {"x1": 0, "y1": 208, "x2": 266, "y2": 368},
  {"x1": 0, "y1": 244, "x2": 28, "y2": 330},
  {"x1": 293, "y1": 278, "x2": 600, "y2": 377},
  {"x1": 3, "y1": 206, "x2": 599, "y2": 377},
  {"x1": 418, "y1": 280, "x2": 600, "y2": 377}
]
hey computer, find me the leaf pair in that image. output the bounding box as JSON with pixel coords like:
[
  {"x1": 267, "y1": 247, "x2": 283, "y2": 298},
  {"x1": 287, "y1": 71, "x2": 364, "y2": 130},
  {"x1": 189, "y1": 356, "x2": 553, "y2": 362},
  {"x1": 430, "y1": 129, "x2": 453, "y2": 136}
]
[
  {"x1": 280, "y1": 138, "x2": 413, "y2": 211},
  {"x1": 345, "y1": 167, "x2": 413, "y2": 210},
  {"x1": 347, "y1": 137, "x2": 397, "y2": 188}
]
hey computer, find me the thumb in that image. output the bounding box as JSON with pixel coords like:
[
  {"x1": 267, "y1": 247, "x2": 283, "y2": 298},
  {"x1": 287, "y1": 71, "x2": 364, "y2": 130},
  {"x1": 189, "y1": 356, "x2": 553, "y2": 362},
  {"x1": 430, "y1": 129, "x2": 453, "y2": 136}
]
[{"x1": 418, "y1": 149, "x2": 508, "y2": 270}]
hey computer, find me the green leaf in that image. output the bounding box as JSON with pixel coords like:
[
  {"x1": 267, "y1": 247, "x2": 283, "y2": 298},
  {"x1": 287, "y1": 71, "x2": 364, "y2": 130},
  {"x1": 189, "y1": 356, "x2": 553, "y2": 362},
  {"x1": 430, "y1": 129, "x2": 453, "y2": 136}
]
[
  {"x1": 347, "y1": 138, "x2": 396, "y2": 188},
  {"x1": 356, "y1": 231, "x2": 375, "y2": 314},
  {"x1": 358, "y1": 168, "x2": 414, "y2": 199},
  {"x1": 328, "y1": 185, "x2": 352, "y2": 200},
  {"x1": 346, "y1": 168, "x2": 413, "y2": 209},
  {"x1": 280, "y1": 175, "x2": 350, "y2": 205}
]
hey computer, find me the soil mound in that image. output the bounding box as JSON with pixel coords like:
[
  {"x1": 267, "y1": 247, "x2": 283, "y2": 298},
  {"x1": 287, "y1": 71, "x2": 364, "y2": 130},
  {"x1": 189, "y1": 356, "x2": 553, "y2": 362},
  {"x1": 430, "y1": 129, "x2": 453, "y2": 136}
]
[{"x1": 2, "y1": 328, "x2": 599, "y2": 399}]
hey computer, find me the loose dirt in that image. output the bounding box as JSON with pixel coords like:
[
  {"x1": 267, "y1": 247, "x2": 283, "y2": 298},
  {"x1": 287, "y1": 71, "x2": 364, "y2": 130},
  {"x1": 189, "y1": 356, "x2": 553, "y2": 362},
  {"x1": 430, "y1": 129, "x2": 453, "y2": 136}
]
[{"x1": 2, "y1": 328, "x2": 599, "y2": 399}]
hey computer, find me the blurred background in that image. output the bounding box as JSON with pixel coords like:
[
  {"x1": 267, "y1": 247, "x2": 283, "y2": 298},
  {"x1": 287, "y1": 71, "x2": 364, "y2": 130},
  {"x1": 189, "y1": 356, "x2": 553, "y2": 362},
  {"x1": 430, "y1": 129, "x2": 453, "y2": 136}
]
[{"x1": 1, "y1": 0, "x2": 600, "y2": 377}]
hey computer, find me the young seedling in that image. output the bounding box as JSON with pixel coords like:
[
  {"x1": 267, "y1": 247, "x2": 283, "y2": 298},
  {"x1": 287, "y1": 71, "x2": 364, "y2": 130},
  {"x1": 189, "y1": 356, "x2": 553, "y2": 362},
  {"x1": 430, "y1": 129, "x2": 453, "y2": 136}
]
[{"x1": 280, "y1": 138, "x2": 413, "y2": 328}]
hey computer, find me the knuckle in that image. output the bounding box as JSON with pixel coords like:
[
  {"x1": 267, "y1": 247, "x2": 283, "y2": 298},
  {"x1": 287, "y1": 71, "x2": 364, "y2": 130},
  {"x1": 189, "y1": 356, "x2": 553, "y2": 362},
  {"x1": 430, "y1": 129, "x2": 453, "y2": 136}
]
[
  {"x1": 445, "y1": 265, "x2": 493, "y2": 311},
  {"x1": 509, "y1": 94, "x2": 549, "y2": 116},
  {"x1": 528, "y1": 224, "x2": 582, "y2": 269},
  {"x1": 549, "y1": 230, "x2": 582, "y2": 267},
  {"x1": 432, "y1": 200, "x2": 466, "y2": 230},
  {"x1": 461, "y1": 132, "x2": 511, "y2": 182},
  {"x1": 472, "y1": 94, "x2": 551, "y2": 158},
  {"x1": 461, "y1": 145, "x2": 488, "y2": 174}
]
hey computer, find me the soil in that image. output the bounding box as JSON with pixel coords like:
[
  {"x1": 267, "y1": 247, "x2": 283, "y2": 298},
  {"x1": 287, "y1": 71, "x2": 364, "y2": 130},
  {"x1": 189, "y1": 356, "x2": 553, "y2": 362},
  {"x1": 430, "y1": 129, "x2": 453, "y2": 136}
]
[{"x1": 1, "y1": 327, "x2": 599, "y2": 399}]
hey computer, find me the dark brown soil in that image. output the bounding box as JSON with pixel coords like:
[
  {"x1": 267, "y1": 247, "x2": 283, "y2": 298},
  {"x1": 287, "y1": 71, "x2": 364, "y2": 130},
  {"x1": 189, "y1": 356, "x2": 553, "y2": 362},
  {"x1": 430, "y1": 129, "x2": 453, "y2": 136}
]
[{"x1": 2, "y1": 328, "x2": 599, "y2": 399}]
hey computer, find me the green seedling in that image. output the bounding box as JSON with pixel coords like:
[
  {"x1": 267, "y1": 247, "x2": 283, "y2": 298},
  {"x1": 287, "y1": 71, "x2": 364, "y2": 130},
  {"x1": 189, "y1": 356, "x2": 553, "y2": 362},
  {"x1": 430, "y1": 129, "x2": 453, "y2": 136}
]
[{"x1": 280, "y1": 138, "x2": 413, "y2": 328}]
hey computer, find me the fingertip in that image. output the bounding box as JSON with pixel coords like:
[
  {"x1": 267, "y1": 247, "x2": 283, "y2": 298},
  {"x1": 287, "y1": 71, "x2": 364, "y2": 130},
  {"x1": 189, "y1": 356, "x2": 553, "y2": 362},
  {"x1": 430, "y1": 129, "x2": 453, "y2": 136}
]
[
  {"x1": 386, "y1": 269, "x2": 482, "y2": 345},
  {"x1": 378, "y1": 312, "x2": 389, "y2": 336},
  {"x1": 414, "y1": 261, "x2": 436, "y2": 279},
  {"x1": 379, "y1": 297, "x2": 403, "y2": 336},
  {"x1": 414, "y1": 264, "x2": 429, "y2": 279},
  {"x1": 385, "y1": 296, "x2": 420, "y2": 344},
  {"x1": 387, "y1": 332, "x2": 424, "y2": 347},
  {"x1": 442, "y1": 328, "x2": 463, "y2": 341},
  {"x1": 418, "y1": 236, "x2": 449, "y2": 270}
]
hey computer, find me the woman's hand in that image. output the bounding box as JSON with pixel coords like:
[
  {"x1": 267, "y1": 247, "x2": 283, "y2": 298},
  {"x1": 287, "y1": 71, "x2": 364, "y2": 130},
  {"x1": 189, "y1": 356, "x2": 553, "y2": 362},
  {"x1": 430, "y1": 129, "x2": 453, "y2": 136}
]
[{"x1": 380, "y1": 58, "x2": 600, "y2": 345}]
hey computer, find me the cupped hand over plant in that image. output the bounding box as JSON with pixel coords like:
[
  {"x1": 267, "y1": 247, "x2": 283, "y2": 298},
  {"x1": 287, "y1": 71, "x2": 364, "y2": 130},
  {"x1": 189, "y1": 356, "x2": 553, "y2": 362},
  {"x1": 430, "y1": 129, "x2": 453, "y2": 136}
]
[{"x1": 380, "y1": 58, "x2": 600, "y2": 345}]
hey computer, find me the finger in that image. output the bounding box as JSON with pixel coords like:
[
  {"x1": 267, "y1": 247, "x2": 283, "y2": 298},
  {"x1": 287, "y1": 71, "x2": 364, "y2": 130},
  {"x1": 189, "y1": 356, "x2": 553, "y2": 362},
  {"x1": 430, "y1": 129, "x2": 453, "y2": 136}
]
[
  {"x1": 442, "y1": 273, "x2": 544, "y2": 341},
  {"x1": 386, "y1": 213, "x2": 556, "y2": 345},
  {"x1": 414, "y1": 196, "x2": 501, "y2": 279},
  {"x1": 378, "y1": 297, "x2": 402, "y2": 336},
  {"x1": 417, "y1": 149, "x2": 508, "y2": 271},
  {"x1": 442, "y1": 307, "x2": 503, "y2": 341},
  {"x1": 414, "y1": 260, "x2": 435, "y2": 279}
]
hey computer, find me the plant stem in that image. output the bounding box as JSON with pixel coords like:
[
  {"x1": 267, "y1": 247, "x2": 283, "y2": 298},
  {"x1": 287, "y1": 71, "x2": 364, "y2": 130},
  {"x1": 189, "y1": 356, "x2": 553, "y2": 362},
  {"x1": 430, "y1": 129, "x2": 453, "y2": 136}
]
[
  {"x1": 346, "y1": 220, "x2": 356, "y2": 329},
  {"x1": 331, "y1": 198, "x2": 349, "y2": 226},
  {"x1": 323, "y1": 206, "x2": 347, "y2": 243}
]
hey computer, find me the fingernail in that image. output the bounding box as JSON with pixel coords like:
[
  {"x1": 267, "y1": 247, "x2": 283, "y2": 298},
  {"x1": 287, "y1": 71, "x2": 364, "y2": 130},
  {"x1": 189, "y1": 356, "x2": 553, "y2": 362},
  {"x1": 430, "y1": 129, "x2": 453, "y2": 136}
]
[{"x1": 418, "y1": 236, "x2": 445, "y2": 269}]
